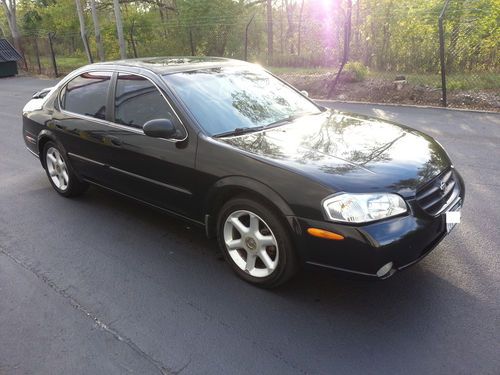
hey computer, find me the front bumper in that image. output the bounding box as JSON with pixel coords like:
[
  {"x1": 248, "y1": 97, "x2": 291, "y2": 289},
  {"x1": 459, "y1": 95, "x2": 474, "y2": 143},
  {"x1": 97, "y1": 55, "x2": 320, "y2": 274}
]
[{"x1": 289, "y1": 172, "x2": 465, "y2": 277}]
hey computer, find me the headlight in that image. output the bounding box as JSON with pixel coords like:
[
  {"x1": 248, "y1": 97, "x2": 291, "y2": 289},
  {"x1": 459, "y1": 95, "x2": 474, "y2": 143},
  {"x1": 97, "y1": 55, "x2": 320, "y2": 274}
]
[{"x1": 323, "y1": 193, "x2": 408, "y2": 223}]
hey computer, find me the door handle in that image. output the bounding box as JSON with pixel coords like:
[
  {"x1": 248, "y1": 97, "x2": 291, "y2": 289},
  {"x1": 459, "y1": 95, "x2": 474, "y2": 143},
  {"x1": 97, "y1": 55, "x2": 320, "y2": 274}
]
[
  {"x1": 106, "y1": 136, "x2": 122, "y2": 146},
  {"x1": 52, "y1": 120, "x2": 64, "y2": 130}
]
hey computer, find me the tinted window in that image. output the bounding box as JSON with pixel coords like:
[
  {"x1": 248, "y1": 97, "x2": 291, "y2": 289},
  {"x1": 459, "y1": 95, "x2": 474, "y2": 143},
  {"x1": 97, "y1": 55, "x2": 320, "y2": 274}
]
[
  {"x1": 61, "y1": 71, "x2": 111, "y2": 120},
  {"x1": 163, "y1": 67, "x2": 321, "y2": 136},
  {"x1": 114, "y1": 73, "x2": 174, "y2": 129}
]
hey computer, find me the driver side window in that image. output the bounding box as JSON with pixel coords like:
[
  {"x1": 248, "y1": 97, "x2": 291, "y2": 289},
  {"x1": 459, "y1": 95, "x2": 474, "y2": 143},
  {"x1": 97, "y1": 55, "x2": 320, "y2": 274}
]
[{"x1": 114, "y1": 73, "x2": 175, "y2": 129}]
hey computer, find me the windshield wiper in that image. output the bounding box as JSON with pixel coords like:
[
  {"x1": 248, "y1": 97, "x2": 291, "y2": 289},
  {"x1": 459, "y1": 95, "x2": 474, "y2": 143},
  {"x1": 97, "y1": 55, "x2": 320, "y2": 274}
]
[
  {"x1": 214, "y1": 111, "x2": 321, "y2": 138},
  {"x1": 264, "y1": 115, "x2": 297, "y2": 128},
  {"x1": 214, "y1": 126, "x2": 266, "y2": 138},
  {"x1": 264, "y1": 111, "x2": 321, "y2": 129}
]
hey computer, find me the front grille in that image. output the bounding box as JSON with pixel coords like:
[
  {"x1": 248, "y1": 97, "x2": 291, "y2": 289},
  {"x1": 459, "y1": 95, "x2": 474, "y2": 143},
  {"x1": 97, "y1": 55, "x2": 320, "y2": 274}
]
[{"x1": 416, "y1": 168, "x2": 458, "y2": 216}]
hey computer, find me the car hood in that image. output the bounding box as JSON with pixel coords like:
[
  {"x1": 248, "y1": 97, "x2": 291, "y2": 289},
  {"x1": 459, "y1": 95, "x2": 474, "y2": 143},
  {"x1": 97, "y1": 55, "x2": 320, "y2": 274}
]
[{"x1": 219, "y1": 110, "x2": 451, "y2": 196}]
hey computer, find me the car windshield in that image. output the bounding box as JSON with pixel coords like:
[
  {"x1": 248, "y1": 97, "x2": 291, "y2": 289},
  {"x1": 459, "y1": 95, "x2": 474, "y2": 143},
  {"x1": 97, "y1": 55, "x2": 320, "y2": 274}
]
[{"x1": 163, "y1": 67, "x2": 321, "y2": 136}]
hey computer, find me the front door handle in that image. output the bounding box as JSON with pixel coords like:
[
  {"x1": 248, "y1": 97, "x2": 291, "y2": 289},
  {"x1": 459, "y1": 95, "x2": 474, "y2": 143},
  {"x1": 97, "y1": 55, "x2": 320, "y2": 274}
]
[
  {"x1": 106, "y1": 136, "x2": 122, "y2": 146},
  {"x1": 52, "y1": 120, "x2": 64, "y2": 130}
]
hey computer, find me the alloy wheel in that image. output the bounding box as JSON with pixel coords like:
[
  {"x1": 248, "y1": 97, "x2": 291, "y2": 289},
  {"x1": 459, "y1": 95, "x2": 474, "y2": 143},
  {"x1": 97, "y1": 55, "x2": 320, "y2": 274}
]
[
  {"x1": 223, "y1": 210, "x2": 279, "y2": 278},
  {"x1": 46, "y1": 147, "x2": 69, "y2": 191}
]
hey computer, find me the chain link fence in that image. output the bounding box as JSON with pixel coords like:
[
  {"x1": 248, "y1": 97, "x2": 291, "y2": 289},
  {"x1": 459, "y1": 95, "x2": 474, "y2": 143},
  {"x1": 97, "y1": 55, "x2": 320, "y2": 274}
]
[
  {"x1": 12, "y1": 0, "x2": 500, "y2": 111},
  {"x1": 275, "y1": 0, "x2": 498, "y2": 110},
  {"x1": 438, "y1": 0, "x2": 499, "y2": 108}
]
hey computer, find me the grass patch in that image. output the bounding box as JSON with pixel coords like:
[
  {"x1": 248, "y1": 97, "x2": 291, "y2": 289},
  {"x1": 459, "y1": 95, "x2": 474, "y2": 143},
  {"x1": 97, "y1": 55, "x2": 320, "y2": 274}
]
[
  {"x1": 24, "y1": 56, "x2": 499, "y2": 92},
  {"x1": 368, "y1": 71, "x2": 499, "y2": 91},
  {"x1": 268, "y1": 66, "x2": 499, "y2": 91},
  {"x1": 25, "y1": 55, "x2": 90, "y2": 75},
  {"x1": 54, "y1": 56, "x2": 88, "y2": 71},
  {"x1": 43, "y1": 56, "x2": 88, "y2": 74},
  {"x1": 267, "y1": 66, "x2": 334, "y2": 75}
]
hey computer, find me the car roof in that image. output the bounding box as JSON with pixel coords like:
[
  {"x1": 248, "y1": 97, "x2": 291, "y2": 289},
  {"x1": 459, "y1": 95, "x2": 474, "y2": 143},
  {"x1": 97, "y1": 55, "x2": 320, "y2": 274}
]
[{"x1": 89, "y1": 56, "x2": 253, "y2": 75}]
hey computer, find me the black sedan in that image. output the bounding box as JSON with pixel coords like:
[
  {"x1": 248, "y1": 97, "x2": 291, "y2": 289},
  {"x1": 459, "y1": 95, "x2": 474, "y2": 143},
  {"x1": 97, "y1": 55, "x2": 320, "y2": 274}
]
[{"x1": 22, "y1": 57, "x2": 464, "y2": 287}]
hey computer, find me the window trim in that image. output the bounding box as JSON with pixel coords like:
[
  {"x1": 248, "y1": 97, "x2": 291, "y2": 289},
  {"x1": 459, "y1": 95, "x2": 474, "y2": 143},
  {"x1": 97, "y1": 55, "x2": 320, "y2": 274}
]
[
  {"x1": 59, "y1": 70, "x2": 113, "y2": 123},
  {"x1": 58, "y1": 68, "x2": 188, "y2": 142},
  {"x1": 113, "y1": 72, "x2": 178, "y2": 134}
]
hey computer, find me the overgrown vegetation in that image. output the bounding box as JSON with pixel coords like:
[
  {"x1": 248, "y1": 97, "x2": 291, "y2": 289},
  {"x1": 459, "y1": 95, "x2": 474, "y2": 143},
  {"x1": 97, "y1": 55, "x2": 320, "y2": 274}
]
[
  {"x1": 0, "y1": 0, "x2": 498, "y2": 107},
  {"x1": 1, "y1": 0, "x2": 497, "y2": 70},
  {"x1": 344, "y1": 61, "x2": 368, "y2": 82}
]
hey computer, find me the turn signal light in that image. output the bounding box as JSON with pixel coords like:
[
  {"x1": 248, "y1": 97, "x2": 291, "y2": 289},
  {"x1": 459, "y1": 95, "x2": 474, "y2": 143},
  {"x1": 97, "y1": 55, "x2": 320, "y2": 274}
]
[{"x1": 307, "y1": 228, "x2": 345, "y2": 240}]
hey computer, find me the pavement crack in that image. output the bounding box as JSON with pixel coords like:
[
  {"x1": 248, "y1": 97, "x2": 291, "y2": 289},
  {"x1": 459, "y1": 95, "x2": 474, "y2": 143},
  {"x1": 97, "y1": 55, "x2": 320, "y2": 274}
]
[
  {"x1": 0, "y1": 247, "x2": 172, "y2": 375},
  {"x1": 171, "y1": 358, "x2": 192, "y2": 375}
]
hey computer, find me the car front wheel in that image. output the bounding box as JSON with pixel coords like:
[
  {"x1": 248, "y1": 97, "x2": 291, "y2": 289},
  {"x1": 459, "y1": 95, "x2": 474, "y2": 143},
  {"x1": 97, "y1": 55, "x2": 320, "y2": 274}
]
[{"x1": 217, "y1": 196, "x2": 299, "y2": 288}]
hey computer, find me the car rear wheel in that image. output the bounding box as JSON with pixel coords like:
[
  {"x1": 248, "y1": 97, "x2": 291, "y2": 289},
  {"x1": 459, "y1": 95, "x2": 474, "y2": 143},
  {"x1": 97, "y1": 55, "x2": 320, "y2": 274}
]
[
  {"x1": 217, "y1": 196, "x2": 299, "y2": 288},
  {"x1": 43, "y1": 142, "x2": 88, "y2": 197}
]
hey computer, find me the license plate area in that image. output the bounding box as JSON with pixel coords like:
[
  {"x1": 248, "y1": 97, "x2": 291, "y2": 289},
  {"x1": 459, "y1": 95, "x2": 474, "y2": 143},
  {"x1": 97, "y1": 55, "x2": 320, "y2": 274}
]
[{"x1": 445, "y1": 200, "x2": 461, "y2": 233}]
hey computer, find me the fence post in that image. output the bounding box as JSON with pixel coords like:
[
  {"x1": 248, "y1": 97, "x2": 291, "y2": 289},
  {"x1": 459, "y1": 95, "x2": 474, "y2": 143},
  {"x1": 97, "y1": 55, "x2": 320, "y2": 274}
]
[
  {"x1": 244, "y1": 14, "x2": 256, "y2": 61},
  {"x1": 34, "y1": 36, "x2": 42, "y2": 74},
  {"x1": 19, "y1": 37, "x2": 28, "y2": 71},
  {"x1": 438, "y1": 0, "x2": 450, "y2": 107},
  {"x1": 84, "y1": 33, "x2": 93, "y2": 63},
  {"x1": 48, "y1": 32, "x2": 59, "y2": 78},
  {"x1": 189, "y1": 28, "x2": 195, "y2": 56}
]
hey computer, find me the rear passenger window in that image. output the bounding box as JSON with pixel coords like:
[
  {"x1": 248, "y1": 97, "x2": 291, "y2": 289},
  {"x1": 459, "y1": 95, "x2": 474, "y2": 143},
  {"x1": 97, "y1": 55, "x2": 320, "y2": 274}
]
[
  {"x1": 60, "y1": 71, "x2": 111, "y2": 120},
  {"x1": 114, "y1": 73, "x2": 175, "y2": 129}
]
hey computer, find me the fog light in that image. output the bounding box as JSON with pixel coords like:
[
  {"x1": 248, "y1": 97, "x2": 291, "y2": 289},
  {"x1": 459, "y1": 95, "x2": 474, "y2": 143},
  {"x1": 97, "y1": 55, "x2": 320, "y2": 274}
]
[{"x1": 376, "y1": 262, "x2": 394, "y2": 278}]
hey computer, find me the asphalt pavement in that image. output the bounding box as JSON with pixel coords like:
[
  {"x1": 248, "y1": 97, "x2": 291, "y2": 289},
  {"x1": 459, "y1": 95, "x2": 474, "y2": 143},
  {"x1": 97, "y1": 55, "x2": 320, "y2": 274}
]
[{"x1": 1, "y1": 76, "x2": 499, "y2": 374}]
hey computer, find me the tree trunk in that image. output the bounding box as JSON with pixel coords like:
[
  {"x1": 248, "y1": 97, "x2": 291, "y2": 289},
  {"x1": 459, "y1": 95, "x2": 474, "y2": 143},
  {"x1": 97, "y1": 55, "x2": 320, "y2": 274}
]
[
  {"x1": 216, "y1": 27, "x2": 229, "y2": 56},
  {"x1": 90, "y1": 0, "x2": 105, "y2": 61},
  {"x1": 266, "y1": 0, "x2": 273, "y2": 65},
  {"x1": 158, "y1": 7, "x2": 168, "y2": 38},
  {"x1": 130, "y1": 19, "x2": 138, "y2": 58},
  {"x1": 364, "y1": 1, "x2": 375, "y2": 66},
  {"x1": 284, "y1": 0, "x2": 295, "y2": 55},
  {"x1": 354, "y1": 0, "x2": 360, "y2": 57},
  {"x1": 1, "y1": 0, "x2": 22, "y2": 57},
  {"x1": 379, "y1": 0, "x2": 393, "y2": 70},
  {"x1": 75, "y1": 0, "x2": 93, "y2": 63},
  {"x1": 33, "y1": 36, "x2": 41, "y2": 74},
  {"x1": 189, "y1": 28, "x2": 195, "y2": 56},
  {"x1": 297, "y1": 0, "x2": 304, "y2": 57},
  {"x1": 244, "y1": 14, "x2": 256, "y2": 61},
  {"x1": 113, "y1": 0, "x2": 127, "y2": 59},
  {"x1": 279, "y1": 0, "x2": 284, "y2": 55},
  {"x1": 328, "y1": 0, "x2": 352, "y2": 97}
]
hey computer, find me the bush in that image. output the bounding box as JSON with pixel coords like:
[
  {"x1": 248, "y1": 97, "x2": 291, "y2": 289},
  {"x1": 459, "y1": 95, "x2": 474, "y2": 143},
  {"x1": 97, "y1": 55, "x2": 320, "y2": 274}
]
[{"x1": 344, "y1": 61, "x2": 369, "y2": 82}]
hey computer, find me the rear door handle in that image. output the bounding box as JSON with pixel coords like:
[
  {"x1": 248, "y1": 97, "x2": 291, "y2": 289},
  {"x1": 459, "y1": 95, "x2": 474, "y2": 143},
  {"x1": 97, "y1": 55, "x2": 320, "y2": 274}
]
[{"x1": 106, "y1": 136, "x2": 122, "y2": 146}]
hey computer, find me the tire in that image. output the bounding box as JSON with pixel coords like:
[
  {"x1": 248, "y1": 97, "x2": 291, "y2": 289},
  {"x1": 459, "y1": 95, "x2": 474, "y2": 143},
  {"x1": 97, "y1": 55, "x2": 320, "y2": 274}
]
[
  {"x1": 43, "y1": 141, "x2": 88, "y2": 197},
  {"x1": 217, "y1": 196, "x2": 299, "y2": 288}
]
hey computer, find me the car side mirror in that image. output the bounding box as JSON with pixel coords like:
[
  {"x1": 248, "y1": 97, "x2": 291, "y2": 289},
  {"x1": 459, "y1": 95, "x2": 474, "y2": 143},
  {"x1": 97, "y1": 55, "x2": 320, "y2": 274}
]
[
  {"x1": 300, "y1": 90, "x2": 309, "y2": 98},
  {"x1": 32, "y1": 87, "x2": 53, "y2": 99},
  {"x1": 143, "y1": 119, "x2": 178, "y2": 139}
]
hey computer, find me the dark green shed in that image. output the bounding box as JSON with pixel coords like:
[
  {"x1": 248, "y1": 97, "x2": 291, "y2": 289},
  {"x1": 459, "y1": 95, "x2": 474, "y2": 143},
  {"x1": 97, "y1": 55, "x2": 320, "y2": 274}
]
[{"x1": 0, "y1": 39, "x2": 22, "y2": 78}]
